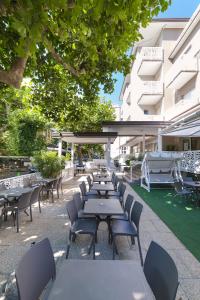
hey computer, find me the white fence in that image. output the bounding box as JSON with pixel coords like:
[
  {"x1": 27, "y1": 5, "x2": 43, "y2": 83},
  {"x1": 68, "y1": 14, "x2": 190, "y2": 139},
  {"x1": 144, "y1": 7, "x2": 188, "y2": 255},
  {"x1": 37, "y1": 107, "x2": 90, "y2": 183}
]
[{"x1": 180, "y1": 150, "x2": 200, "y2": 173}]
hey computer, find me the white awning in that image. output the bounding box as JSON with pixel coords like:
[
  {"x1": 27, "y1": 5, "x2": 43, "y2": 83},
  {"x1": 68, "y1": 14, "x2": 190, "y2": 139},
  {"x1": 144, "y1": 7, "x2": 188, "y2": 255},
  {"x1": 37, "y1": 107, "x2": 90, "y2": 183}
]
[
  {"x1": 162, "y1": 120, "x2": 200, "y2": 137},
  {"x1": 51, "y1": 131, "x2": 117, "y2": 144}
]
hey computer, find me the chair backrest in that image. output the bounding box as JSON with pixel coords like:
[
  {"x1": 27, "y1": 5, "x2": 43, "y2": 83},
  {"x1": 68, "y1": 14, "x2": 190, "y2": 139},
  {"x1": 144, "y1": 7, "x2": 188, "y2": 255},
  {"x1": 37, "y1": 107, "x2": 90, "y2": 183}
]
[
  {"x1": 144, "y1": 241, "x2": 179, "y2": 300},
  {"x1": 87, "y1": 176, "x2": 92, "y2": 190},
  {"x1": 117, "y1": 180, "x2": 122, "y2": 192},
  {"x1": 16, "y1": 191, "x2": 32, "y2": 210},
  {"x1": 79, "y1": 181, "x2": 87, "y2": 197},
  {"x1": 120, "y1": 183, "x2": 126, "y2": 198},
  {"x1": 73, "y1": 192, "x2": 83, "y2": 210},
  {"x1": 30, "y1": 185, "x2": 42, "y2": 205},
  {"x1": 52, "y1": 178, "x2": 59, "y2": 189},
  {"x1": 114, "y1": 176, "x2": 119, "y2": 190},
  {"x1": 57, "y1": 177, "x2": 62, "y2": 188},
  {"x1": 66, "y1": 200, "x2": 78, "y2": 225},
  {"x1": 16, "y1": 238, "x2": 56, "y2": 300},
  {"x1": 124, "y1": 194, "x2": 134, "y2": 216},
  {"x1": 130, "y1": 201, "x2": 143, "y2": 229},
  {"x1": 111, "y1": 172, "x2": 115, "y2": 183}
]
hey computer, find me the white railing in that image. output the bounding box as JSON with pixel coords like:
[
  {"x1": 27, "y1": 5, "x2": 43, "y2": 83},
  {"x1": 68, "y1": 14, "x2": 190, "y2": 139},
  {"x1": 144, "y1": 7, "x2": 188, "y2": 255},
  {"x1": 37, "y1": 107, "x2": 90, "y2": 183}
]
[
  {"x1": 138, "y1": 81, "x2": 163, "y2": 104},
  {"x1": 0, "y1": 173, "x2": 39, "y2": 190},
  {"x1": 140, "y1": 47, "x2": 163, "y2": 61},
  {"x1": 166, "y1": 98, "x2": 200, "y2": 120},
  {"x1": 0, "y1": 162, "x2": 75, "y2": 189},
  {"x1": 123, "y1": 84, "x2": 131, "y2": 104},
  {"x1": 140, "y1": 81, "x2": 163, "y2": 94},
  {"x1": 180, "y1": 150, "x2": 200, "y2": 173},
  {"x1": 165, "y1": 55, "x2": 199, "y2": 88}
]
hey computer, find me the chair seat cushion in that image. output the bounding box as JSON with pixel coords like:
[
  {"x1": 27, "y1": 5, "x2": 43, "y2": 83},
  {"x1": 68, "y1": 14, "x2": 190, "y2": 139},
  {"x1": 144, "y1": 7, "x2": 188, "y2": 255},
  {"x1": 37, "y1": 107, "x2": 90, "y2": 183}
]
[
  {"x1": 72, "y1": 219, "x2": 97, "y2": 234},
  {"x1": 111, "y1": 219, "x2": 137, "y2": 236}
]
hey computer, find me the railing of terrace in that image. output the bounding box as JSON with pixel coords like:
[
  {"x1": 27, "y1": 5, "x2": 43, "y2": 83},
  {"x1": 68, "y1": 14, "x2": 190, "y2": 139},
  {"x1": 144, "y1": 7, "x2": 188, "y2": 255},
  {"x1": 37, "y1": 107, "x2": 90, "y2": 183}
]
[{"x1": 180, "y1": 150, "x2": 200, "y2": 173}]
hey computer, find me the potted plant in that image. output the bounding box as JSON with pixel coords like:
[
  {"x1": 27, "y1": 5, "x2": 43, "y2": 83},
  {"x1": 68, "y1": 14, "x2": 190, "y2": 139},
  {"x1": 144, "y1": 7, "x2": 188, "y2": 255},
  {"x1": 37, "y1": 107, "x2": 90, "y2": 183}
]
[{"x1": 32, "y1": 151, "x2": 65, "y2": 178}]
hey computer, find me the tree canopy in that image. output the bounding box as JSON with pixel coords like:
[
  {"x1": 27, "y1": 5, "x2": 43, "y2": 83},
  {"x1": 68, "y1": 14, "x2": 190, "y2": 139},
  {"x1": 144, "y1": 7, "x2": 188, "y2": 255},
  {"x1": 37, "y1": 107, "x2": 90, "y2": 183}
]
[{"x1": 0, "y1": 0, "x2": 170, "y2": 94}]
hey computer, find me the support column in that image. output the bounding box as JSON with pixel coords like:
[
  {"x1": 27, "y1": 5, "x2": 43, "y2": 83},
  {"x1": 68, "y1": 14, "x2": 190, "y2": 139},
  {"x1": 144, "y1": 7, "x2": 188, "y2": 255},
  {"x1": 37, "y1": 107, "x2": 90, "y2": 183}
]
[
  {"x1": 71, "y1": 143, "x2": 74, "y2": 164},
  {"x1": 58, "y1": 138, "x2": 62, "y2": 157},
  {"x1": 157, "y1": 129, "x2": 163, "y2": 152},
  {"x1": 142, "y1": 134, "x2": 146, "y2": 154},
  {"x1": 105, "y1": 137, "x2": 111, "y2": 168}
]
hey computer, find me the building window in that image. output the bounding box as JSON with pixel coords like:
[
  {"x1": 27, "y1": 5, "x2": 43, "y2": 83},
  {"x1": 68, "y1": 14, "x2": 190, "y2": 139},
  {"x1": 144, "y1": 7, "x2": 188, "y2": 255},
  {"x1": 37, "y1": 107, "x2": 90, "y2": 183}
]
[
  {"x1": 121, "y1": 147, "x2": 127, "y2": 154},
  {"x1": 144, "y1": 110, "x2": 149, "y2": 115}
]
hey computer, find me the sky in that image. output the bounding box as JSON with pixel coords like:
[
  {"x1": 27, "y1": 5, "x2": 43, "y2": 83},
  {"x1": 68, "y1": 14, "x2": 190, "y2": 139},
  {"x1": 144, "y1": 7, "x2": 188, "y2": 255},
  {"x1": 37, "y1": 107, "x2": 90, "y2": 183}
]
[{"x1": 100, "y1": 0, "x2": 200, "y2": 106}]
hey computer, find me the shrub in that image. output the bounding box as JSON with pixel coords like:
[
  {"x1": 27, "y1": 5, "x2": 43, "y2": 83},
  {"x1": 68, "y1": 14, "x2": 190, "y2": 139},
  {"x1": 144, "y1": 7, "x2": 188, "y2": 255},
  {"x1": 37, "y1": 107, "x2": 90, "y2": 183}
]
[{"x1": 32, "y1": 151, "x2": 65, "y2": 178}]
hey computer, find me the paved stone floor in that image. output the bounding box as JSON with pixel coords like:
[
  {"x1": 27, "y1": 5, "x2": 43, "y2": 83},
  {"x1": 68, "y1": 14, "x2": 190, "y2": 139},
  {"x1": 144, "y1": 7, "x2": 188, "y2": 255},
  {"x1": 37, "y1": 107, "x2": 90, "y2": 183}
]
[{"x1": 0, "y1": 175, "x2": 200, "y2": 299}]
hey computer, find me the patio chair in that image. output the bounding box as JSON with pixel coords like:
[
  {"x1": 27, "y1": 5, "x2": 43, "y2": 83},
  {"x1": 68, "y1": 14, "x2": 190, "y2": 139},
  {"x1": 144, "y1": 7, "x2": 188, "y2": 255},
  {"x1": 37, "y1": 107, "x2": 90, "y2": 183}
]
[
  {"x1": 45, "y1": 179, "x2": 59, "y2": 202},
  {"x1": 87, "y1": 175, "x2": 93, "y2": 191},
  {"x1": 66, "y1": 200, "x2": 97, "y2": 259},
  {"x1": 108, "y1": 179, "x2": 122, "y2": 197},
  {"x1": 30, "y1": 185, "x2": 43, "y2": 214},
  {"x1": 73, "y1": 192, "x2": 95, "y2": 219},
  {"x1": 79, "y1": 181, "x2": 98, "y2": 202},
  {"x1": 16, "y1": 238, "x2": 56, "y2": 300},
  {"x1": 111, "y1": 194, "x2": 134, "y2": 221},
  {"x1": 57, "y1": 176, "x2": 63, "y2": 197},
  {"x1": 3, "y1": 190, "x2": 33, "y2": 233},
  {"x1": 109, "y1": 182, "x2": 126, "y2": 206},
  {"x1": 144, "y1": 241, "x2": 179, "y2": 300},
  {"x1": 111, "y1": 201, "x2": 143, "y2": 265},
  {"x1": 173, "y1": 180, "x2": 193, "y2": 200}
]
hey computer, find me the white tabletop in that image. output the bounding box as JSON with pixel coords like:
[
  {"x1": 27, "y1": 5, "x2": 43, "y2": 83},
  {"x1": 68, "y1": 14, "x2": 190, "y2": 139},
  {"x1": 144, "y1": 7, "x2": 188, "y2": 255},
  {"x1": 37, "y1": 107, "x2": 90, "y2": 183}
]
[
  {"x1": 84, "y1": 198, "x2": 123, "y2": 216},
  {"x1": 47, "y1": 260, "x2": 155, "y2": 300}
]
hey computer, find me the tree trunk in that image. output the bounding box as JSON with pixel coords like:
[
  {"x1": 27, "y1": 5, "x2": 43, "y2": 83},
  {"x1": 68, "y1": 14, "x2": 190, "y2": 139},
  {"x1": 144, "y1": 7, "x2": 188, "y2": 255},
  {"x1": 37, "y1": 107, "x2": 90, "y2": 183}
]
[{"x1": 0, "y1": 56, "x2": 28, "y2": 88}]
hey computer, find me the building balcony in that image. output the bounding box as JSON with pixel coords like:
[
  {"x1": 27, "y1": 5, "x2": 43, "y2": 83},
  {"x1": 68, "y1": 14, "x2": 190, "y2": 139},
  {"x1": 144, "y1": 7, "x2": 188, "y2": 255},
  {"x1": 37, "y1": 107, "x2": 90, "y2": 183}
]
[
  {"x1": 166, "y1": 56, "x2": 199, "y2": 89},
  {"x1": 137, "y1": 47, "x2": 163, "y2": 76},
  {"x1": 165, "y1": 97, "x2": 200, "y2": 120},
  {"x1": 123, "y1": 84, "x2": 131, "y2": 104},
  {"x1": 137, "y1": 81, "x2": 164, "y2": 106}
]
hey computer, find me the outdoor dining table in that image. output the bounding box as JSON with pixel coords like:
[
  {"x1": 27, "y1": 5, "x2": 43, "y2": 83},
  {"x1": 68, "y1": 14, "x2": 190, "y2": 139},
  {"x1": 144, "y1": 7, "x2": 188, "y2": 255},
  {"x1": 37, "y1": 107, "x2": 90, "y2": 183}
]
[
  {"x1": 47, "y1": 260, "x2": 155, "y2": 300},
  {"x1": 0, "y1": 186, "x2": 33, "y2": 201},
  {"x1": 84, "y1": 197, "x2": 123, "y2": 216},
  {"x1": 93, "y1": 176, "x2": 112, "y2": 184},
  {"x1": 84, "y1": 197, "x2": 124, "y2": 238},
  {"x1": 91, "y1": 183, "x2": 115, "y2": 198}
]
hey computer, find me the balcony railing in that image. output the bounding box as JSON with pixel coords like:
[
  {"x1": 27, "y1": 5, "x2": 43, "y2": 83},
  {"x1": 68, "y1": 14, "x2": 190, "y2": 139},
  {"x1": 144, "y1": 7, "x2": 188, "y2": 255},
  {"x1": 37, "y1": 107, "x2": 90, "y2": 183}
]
[
  {"x1": 138, "y1": 47, "x2": 163, "y2": 76},
  {"x1": 123, "y1": 84, "x2": 131, "y2": 104},
  {"x1": 165, "y1": 55, "x2": 199, "y2": 89},
  {"x1": 166, "y1": 98, "x2": 200, "y2": 120},
  {"x1": 138, "y1": 81, "x2": 164, "y2": 106}
]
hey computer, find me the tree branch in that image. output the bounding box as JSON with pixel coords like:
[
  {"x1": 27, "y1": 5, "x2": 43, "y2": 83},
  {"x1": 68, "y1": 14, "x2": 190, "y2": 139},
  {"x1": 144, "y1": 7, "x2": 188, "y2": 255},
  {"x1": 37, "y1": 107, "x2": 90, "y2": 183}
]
[
  {"x1": 44, "y1": 38, "x2": 82, "y2": 77},
  {"x1": 0, "y1": 56, "x2": 28, "y2": 88}
]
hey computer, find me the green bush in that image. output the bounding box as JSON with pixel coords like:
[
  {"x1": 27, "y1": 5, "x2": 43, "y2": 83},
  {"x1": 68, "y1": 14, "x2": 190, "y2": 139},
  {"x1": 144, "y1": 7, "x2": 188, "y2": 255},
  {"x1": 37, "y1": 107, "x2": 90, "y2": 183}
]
[{"x1": 32, "y1": 151, "x2": 65, "y2": 178}]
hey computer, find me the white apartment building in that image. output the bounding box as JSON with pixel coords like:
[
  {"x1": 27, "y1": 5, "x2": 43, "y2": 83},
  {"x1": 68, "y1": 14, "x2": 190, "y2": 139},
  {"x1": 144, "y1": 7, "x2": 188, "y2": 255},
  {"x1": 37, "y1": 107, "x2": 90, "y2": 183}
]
[{"x1": 111, "y1": 4, "x2": 200, "y2": 161}]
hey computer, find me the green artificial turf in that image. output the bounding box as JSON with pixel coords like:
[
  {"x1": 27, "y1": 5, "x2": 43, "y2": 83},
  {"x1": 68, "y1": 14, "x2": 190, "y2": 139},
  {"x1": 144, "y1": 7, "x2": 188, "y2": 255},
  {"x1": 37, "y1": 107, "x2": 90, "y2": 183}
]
[{"x1": 132, "y1": 184, "x2": 200, "y2": 262}]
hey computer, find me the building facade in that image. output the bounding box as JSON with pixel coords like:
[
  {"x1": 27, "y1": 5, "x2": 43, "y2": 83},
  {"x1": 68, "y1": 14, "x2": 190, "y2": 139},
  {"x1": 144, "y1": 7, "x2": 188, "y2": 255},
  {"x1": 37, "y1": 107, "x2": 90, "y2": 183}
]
[{"x1": 111, "y1": 4, "x2": 200, "y2": 161}]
